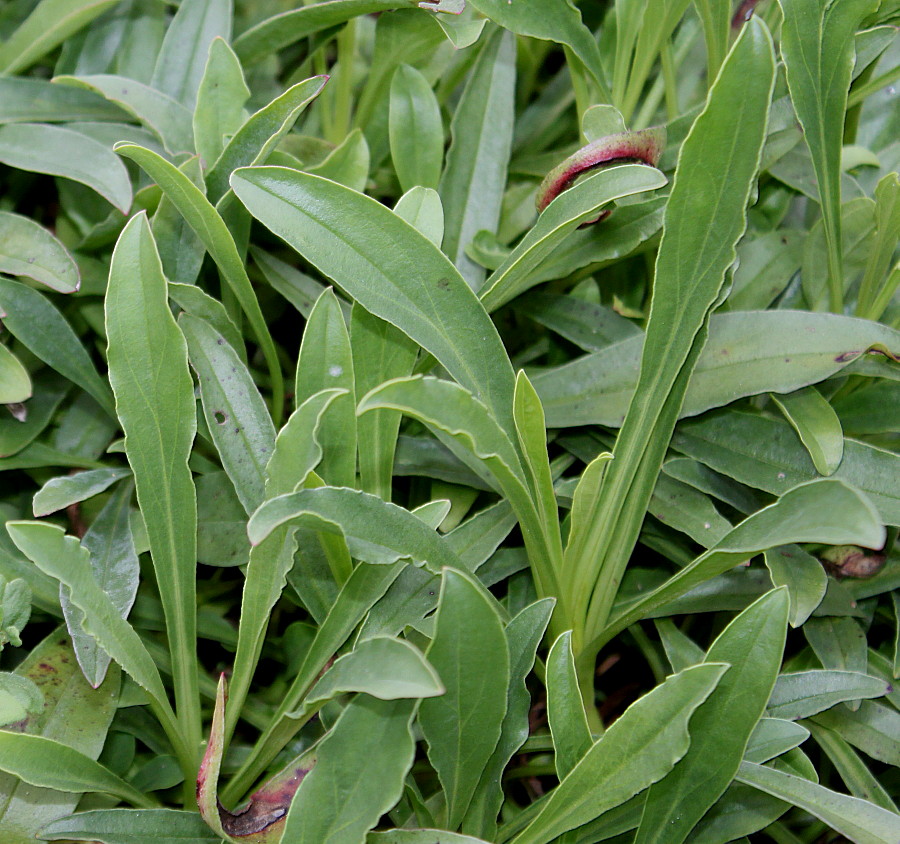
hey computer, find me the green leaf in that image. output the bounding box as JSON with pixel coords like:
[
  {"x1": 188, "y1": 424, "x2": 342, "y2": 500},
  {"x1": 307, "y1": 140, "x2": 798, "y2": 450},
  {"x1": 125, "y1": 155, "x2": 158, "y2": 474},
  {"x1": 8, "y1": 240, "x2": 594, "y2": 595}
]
[
  {"x1": 0, "y1": 278, "x2": 115, "y2": 417},
  {"x1": 419, "y1": 568, "x2": 510, "y2": 830},
  {"x1": 390, "y1": 64, "x2": 443, "y2": 193},
  {"x1": 230, "y1": 165, "x2": 516, "y2": 432},
  {"x1": 566, "y1": 19, "x2": 776, "y2": 649},
  {"x1": 63, "y1": 481, "x2": 139, "y2": 689},
  {"x1": 281, "y1": 696, "x2": 417, "y2": 842},
  {"x1": 222, "y1": 561, "x2": 404, "y2": 804},
  {"x1": 764, "y1": 544, "x2": 828, "y2": 628},
  {"x1": 54, "y1": 75, "x2": 194, "y2": 156},
  {"x1": 233, "y1": 0, "x2": 415, "y2": 66},
  {"x1": 0, "y1": 732, "x2": 151, "y2": 808},
  {"x1": 351, "y1": 305, "x2": 418, "y2": 499},
  {"x1": 673, "y1": 411, "x2": 900, "y2": 525},
  {"x1": 634, "y1": 588, "x2": 790, "y2": 844},
  {"x1": 181, "y1": 313, "x2": 275, "y2": 514},
  {"x1": 480, "y1": 164, "x2": 666, "y2": 312},
  {"x1": 0, "y1": 0, "x2": 119, "y2": 74},
  {"x1": 249, "y1": 487, "x2": 462, "y2": 571},
  {"x1": 114, "y1": 143, "x2": 284, "y2": 422},
  {"x1": 0, "y1": 77, "x2": 126, "y2": 123},
  {"x1": 737, "y1": 760, "x2": 900, "y2": 844},
  {"x1": 32, "y1": 467, "x2": 129, "y2": 517},
  {"x1": 40, "y1": 808, "x2": 221, "y2": 844},
  {"x1": 205, "y1": 75, "x2": 328, "y2": 204},
  {"x1": 464, "y1": 598, "x2": 554, "y2": 839},
  {"x1": 152, "y1": 157, "x2": 207, "y2": 288},
  {"x1": 0, "y1": 574, "x2": 30, "y2": 648},
  {"x1": 771, "y1": 387, "x2": 844, "y2": 476},
  {"x1": 106, "y1": 212, "x2": 199, "y2": 749},
  {"x1": 168, "y1": 281, "x2": 245, "y2": 362},
  {"x1": 811, "y1": 701, "x2": 900, "y2": 767},
  {"x1": 0, "y1": 631, "x2": 119, "y2": 842},
  {"x1": 150, "y1": 0, "x2": 232, "y2": 112},
  {"x1": 599, "y1": 479, "x2": 885, "y2": 650},
  {"x1": 693, "y1": 0, "x2": 731, "y2": 80},
  {"x1": 778, "y1": 0, "x2": 880, "y2": 311},
  {"x1": 745, "y1": 718, "x2": 810, "y2": 764},
  {"x1": 4, "y1": 523, "x2": 177, "y2": 739},
  {"x1": 511, "y1": 662, "x2": 729, "y2": 844},
  {"x1": 439, "y1": 29, "x2": 515, "y2": 290},
  {"x1": 0, "y1": 211, "x2": 79, "y2": 293},
  {"x1": 292, "y1": 636, "x2": 443, "y2": 717},
  {"x1": 533, "y1": 311, "x2": 899, "y2": 428},
  {"x1": 369, "y1": 832, "x2": 491, "y2": 844},
  {"x1": 0, "y1": 123, "x2": 131, "y2": 212},
  {"x1": 306, "y1": 128, "x2": 371, "y2": 192},
  {"x1": 768, "y1": 671, "x2": 890, "y2": 720},
  {"x1": 295, "y1": 288, "x2": 356, "y2": 487},
  {"x1": 546, "y1": 630, "x2": 592, "y2": 779},
  {"x1": 193, "y1": 37, "x2": 250, "y2": 168},
  {"x1": 467, "y1": 0, "x2": 609, "y2": 98},
  {"x1": 0, "y1": 345, "x2": 31, "y2": 405}
]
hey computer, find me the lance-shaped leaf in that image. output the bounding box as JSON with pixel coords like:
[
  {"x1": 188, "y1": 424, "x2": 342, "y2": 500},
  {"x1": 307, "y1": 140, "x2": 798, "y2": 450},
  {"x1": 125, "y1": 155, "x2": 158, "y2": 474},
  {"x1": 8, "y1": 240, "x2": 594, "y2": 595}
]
[
  {"x1": 41, "y1": 809, "x2": 222, "y2": 844},
  {"x1": 62, "y1": 482, "x2": 140, "y2": 689},
  {"x1": 0, "y1": 278, "x2": 115, "y2": 417},
  {"x1": 768, "y1": 671, "x2": 891, "y2": 721},
  {"x1": 673, "y1": 411, "x2": 900, "y2": 525},
  {"x1": 105, "y1": 212, "x2": 199, "y2": 748},
  {"x1": 4, "y1": 523, "x2": 181, "y2": 749},
  {"x1": 737, "y1": 760, "x2": 900, "y2": 843},
  {"x1": 281, "y1": 696, "x2": 417, "y2": 843},
  {"x1": 439, "y1": 28, "x2": 515, "y2": 290},
  {"x1": 0, "y1": 733, "x2": 152, "y2": 808},
  {"x1": 248, "y1": 487, "x2": 461, "y2": 572},
  {"x1": 0, "y1": 0, "x2": 119, "y2": 74},
  {"x1": 0, "y1": 77, "x2": 125, "y2": 123},
  {"x1": 114, "y1": 144, "x2": 284, "y2": 422},
  {"x1": 464, "y1": 599, "x2": 554, "y2": 839},
  {"x1": 230, "y1": 166, "x2": 517, "y2": 433},
  {"x1": 467, "y1": 0, "x2": 609, "y2": 97},
  {"x1": 598, "y1": 479, "x2": 884, "y2": 651},
  {"x1": 510, "y1": 662, "x2": 729, "y2": 844},
  {"x1": 480, "y1": 163, "x2": 667, "y2": 312},
  {"x1": 233, "y1": 0, "x2": 417, "y2": 66},
  {"x1": 291, "y1": 636, "x2": 443, "y2": 718},
  {"x1": 0, "y1": 211, "x2": 79, "y2": 293},
  {"x1": 0, "y1": 123, "x2": 131, "y2": 212},
  {"x1": 181, "y1": 314, "x2": 275, "y2": 514},
  {"x1": 533, "y1": 310, "x2": 900, "y2": 428},
  {"x1": 546, "y1": 631, "x2": 593, "y2": 780},
  {"x1": 634, "y1": 588, "x2": 790, "y2": 844},
  {"x1": 53, "y1": 76, "x2": 194, "y2": 156},
  {"x1": 150, "y1": 0, "x2": 232, "y2": 112},
  {"x1": 389, "y1": 64, "x2": 443, "y2": 193},
  {"x1": 419, "y1": 569, "x2": 510, "y2": 830},
  {"x1": 205, "y1": 75, "x2": 328, "y2": 204},
  {"x1": 193, "y1": 37, "x2": 250, "y2": 168},
  {"x1": 772, "y1": 386, "x2": 844, "y2": 476},
  {"x1": 778, "y1": 0, "x2": 880, "y2": 310},
  {"x1": 569, "y1": 19, "x2": 776, "y2": 645}
]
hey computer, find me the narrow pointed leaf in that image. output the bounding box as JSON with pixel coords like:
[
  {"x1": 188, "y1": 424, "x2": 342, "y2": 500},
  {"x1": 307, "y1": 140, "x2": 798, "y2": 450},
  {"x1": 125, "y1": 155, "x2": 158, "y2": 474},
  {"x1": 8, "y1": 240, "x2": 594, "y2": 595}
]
[
  {"x1": 511, "y1": 663, "x2": 729, "y2": 844},
  {"x1": 771, "y1": 387, "x2": 844, "y2": 476},
  {"x1": 419, "y1": 569, "x2": 510, "y2": 830},
  {"x1": 230, "y1": 166, "x2": 517, "y2": 432},
  {"x1": 546, "y1": 631, "x2": 592, "y2": 780},
  {"x1": 40, "y1": 808, "x2": 221, "y2": 844},
  {"x1": 0, "y1": 211, "x2": 79, "y2": 293},
  {"x1": 0, "y1": 123, "x2": 131, "y2": 212}
]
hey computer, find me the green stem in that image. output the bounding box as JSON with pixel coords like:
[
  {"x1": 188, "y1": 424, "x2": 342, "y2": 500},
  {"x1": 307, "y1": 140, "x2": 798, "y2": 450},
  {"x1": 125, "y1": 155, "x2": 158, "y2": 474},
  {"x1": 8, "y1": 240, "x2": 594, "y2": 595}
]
[{"x1": 864, "y1": 262, "x2": 900, "y2": 322}]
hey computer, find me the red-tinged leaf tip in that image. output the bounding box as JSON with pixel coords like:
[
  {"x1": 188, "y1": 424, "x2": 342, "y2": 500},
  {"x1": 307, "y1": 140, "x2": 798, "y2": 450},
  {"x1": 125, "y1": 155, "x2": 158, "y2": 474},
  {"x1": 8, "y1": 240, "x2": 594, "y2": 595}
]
[
  {"x1": 732, "y1": 0, "x2": 760, "y2": 29},
  {"x1": 536, "y1": 126, "x2": 666, "y2": 215}
]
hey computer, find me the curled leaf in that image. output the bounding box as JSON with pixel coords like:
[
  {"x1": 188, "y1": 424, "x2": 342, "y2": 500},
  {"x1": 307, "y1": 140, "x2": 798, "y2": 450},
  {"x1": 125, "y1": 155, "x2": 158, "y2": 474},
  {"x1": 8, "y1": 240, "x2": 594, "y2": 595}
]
[{"x1": 536, "y1": 127, "x2": 666, "y2": 215}]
